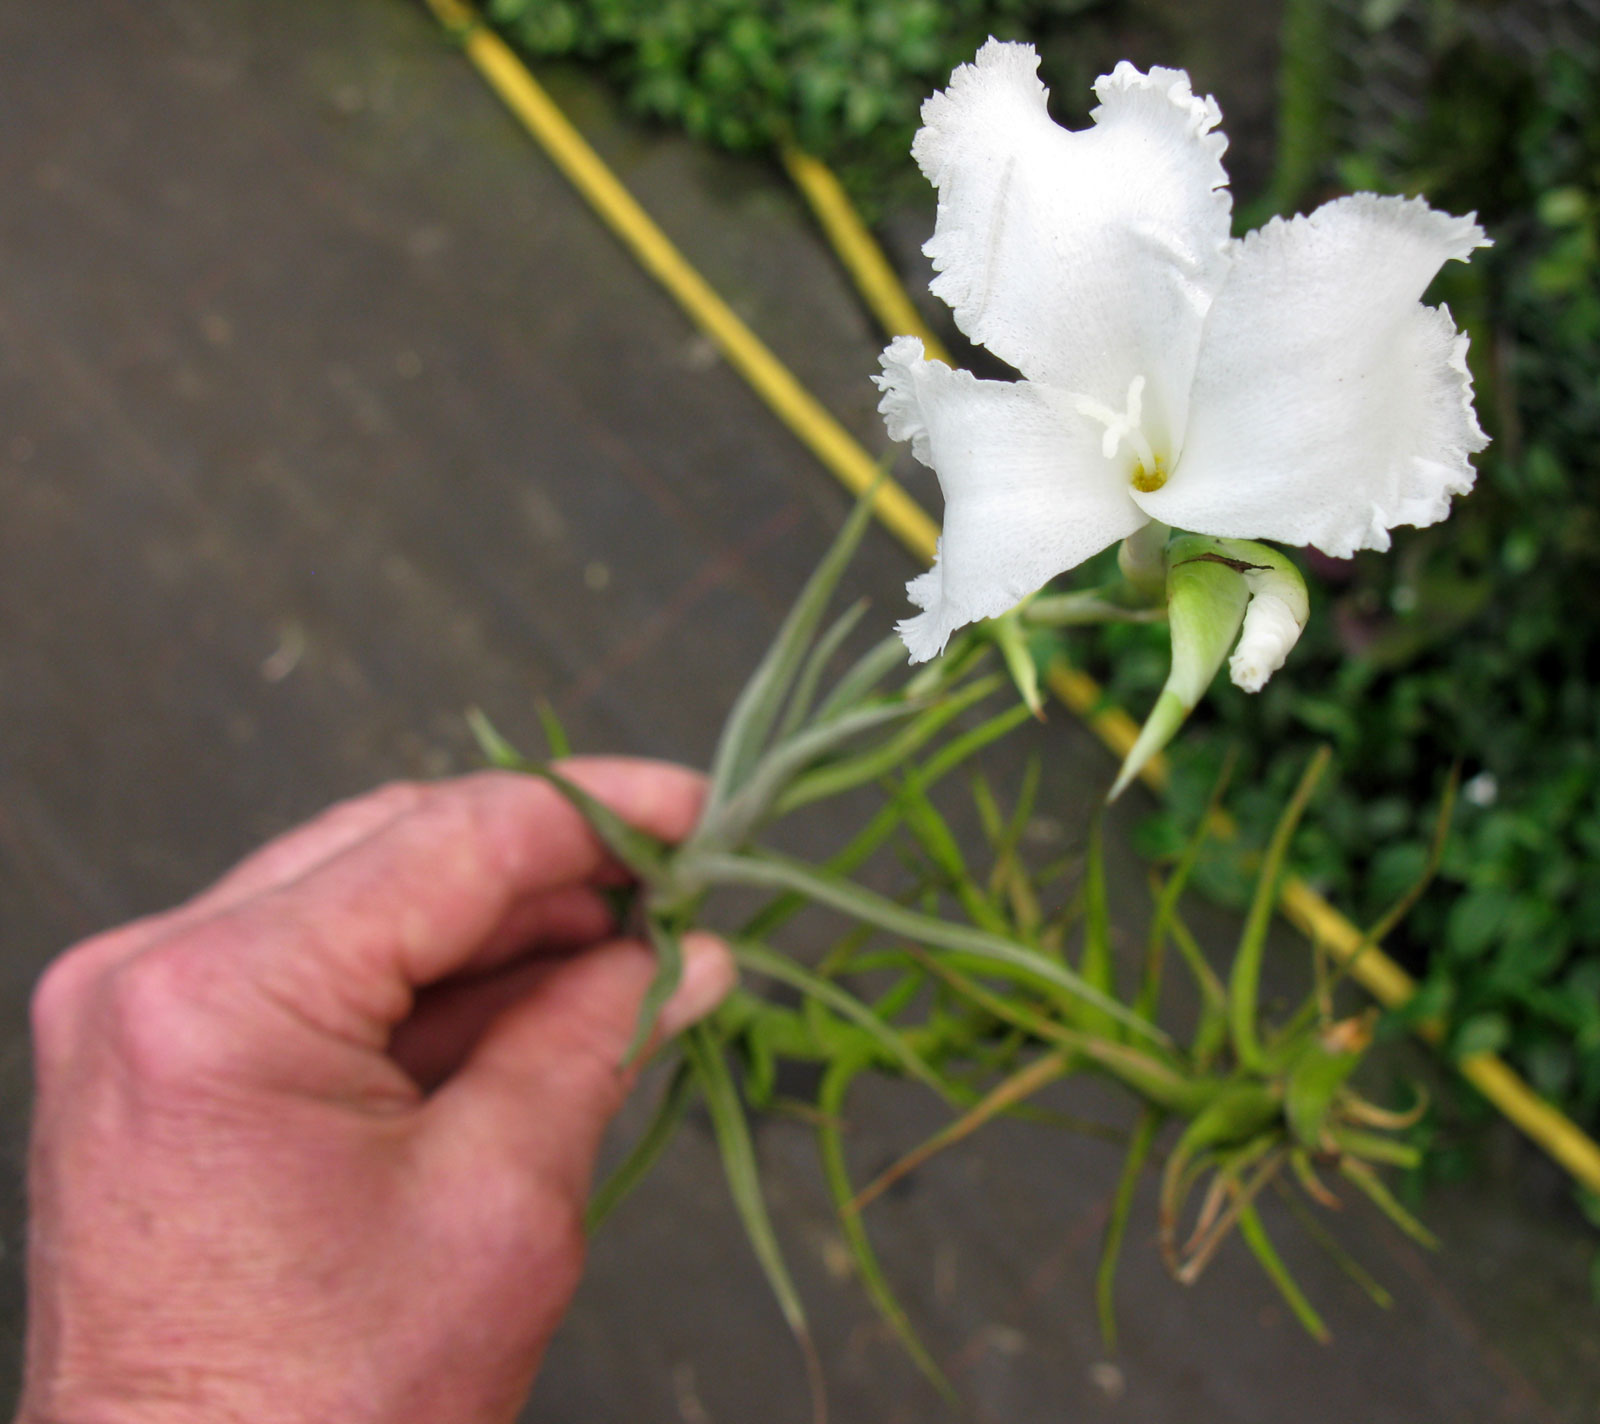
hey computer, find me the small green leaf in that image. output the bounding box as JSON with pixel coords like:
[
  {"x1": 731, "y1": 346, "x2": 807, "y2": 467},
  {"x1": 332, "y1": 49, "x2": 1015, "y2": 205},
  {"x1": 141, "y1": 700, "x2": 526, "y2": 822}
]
[
  {"x1": 1237, "y1": 1202, "x2": 1331, "y2": 1343},
  {"x1": 705, "y1": 483, "x2": 881, "y2": 818},
  {"x1": 731, "y1": 939, "x2": 952, "y2": 1098},
  {"x1": 1229, "y1": 745, "x2": 1332, "y2": 1071},
  {"x1": 776, "y1": 673, "x2": 1002, "y2": 815},
  {"x1": 1097, "y1": 1107, "x2": 1162, "y2": 1350},
  {"x1": 696, "y1": 850, "x2": 1171, "y2": 1047},
  {"x1": 1339, "y1": 1156, "x2": 1439, "y2": 1248},
  {"x1": 530, "y1": 764, "x2": 669, "y2": 880},
  {"x1": 535, "y1": 697, "x2": 573, "y2": 759},
  {"x1": 817, "y1": 1061, "x2": 957, "y2": 1402},
  {"x1": 776, "y1": 597, "x2": 869, "y2": 741},
  {"x1": 620, "y1": 916, "x2": 686, "y2": 1068},
  {"x1": 682, "y1": 1024, "x2": 825, "y2": 1415},
  {"x1": 466, "y1": 706, "x2": 531, "y2": 769},
  {"x1": 586, "y1": 1057, "x2": 696, "y2": 1232}
]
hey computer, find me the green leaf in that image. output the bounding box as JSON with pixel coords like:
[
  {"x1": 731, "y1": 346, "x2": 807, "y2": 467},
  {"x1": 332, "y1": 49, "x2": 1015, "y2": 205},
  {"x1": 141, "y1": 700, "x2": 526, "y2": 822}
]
[
  {"x1": 1237, "y1": 1202, "x2": 1331, "y2": 1343},
  {"x1": 466, "y1": 706, "x2": 531, "y2": 770},
  {"x1": 812, "y1": 632, "x2": 908, "y2": 724},
  {"x1": 619, "y1": 916, "x2": 686, "y2": 1068},
  {"x1": 817, "y1": 1061, "x2": 957, "y2": 1402},
  {"x1": 702, "y1": 698, "x2": 921, "y2": 851},
  {"x1": 529, "y1": 764, "x2": 669, "y2": 881},
  {"x1": 1339, "y1": 1156, "x2": 1439, "y2": 1249},
  {"x1": 1274, "y1": 1178, "x2": 1395, "y2": 1310},
  {"x1": 1097, "y1": 1107, "x2": 1162, "y2": 1350},
  {"x1": 1229, "y1": 745, "x2": 1332, "y2": 1070},
  {"x1": 1078, "y1": 815, "x2": 1118, "y2": 1037},
  {"x1": 776, "y1": 673, "x2": 1002, "y2": 815},
  {"x1": 696, "y1": 850, "x2": 1171, "y2": 1047},
  {"x1": 535, "y1": 697, "x2": 573, "y2": 759},
  {"x1": 776, "y1": 596, "x2": 869, "y2": 741},
  {"x1": 988, "y1": 605, "x2": 1044, "y2": 717},
  {"x1": 1136, "y1": 749, "x2": 1235, "y2": 1022},
  {"x1": 586, "y1": 1057, "x2": 696, "y2": 1232},
  {"x1": 731, "y1": 939, "x2": 953, "y2": 1098},
  {"x1": 682, "y1": 1024, "x2": 825, "y2": 1414},
  {"x1": 735, "y1": 699, "x2": 1032, "y2": 945},
  {"x1": 704, "y1": 484, "x2": 881, "y2": 819}
]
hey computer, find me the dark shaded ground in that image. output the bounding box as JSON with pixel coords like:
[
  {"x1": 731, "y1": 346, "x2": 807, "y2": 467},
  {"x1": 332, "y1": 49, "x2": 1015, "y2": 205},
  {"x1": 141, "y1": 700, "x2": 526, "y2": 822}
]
[{"x1": 1, "y1": 1, "x2": 1597, "y2": 1420}]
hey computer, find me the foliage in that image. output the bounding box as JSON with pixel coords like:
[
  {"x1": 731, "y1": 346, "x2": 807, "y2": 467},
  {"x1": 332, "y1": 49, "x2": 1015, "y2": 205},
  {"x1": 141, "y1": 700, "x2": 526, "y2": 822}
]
[
  {"x1": 485, "y1": 0, "x2": 1098, "y2": 201},
  {"x1": 1101, "y1": 0, "x2": 1600, "y2": 1131},
  {"x1": 479, "y1": 502, "x2": 1437, "y2": 1405}
]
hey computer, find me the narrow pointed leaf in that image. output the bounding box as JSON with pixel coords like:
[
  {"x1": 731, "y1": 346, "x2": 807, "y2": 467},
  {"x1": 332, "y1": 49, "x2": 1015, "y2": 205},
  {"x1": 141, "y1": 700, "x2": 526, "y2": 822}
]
[
  {"x1": 682, "y1": 1024, "x2": 826, "y2": 1417},
  {"x1": 1136, "y1": 750, "x2": 1236, "y2": 1021},
  {"x1": 705, "y1": 699, "x2": 922, "y2": 850},
  {"x1": 736, "y1": 700, "x2": 1032, "y2": 945},
  {"x1": 619, "y1": 916, "x2": 686, "y2": 1069},
  {"x1": 1097, "y1": 1107, "x2": 1162, "y2": 1350},
  {"x1": 695, "y1": 850, "x2": 1170, "y2": 1047},
  {"x1": 586, "y1": 1057, "x2": 696, "y2": 1232},
  {"x1": 706, "y1": 483, "x2": 881, "y2": 817},
  {"x1": 1237, "y1": 1202, "x2": 1331, "y2": 1343},
  {"x1": 814, "y1": 632, "x2": 909, "y2": 723},
  {"x1": 530, "y1": 764, "x2": 668, "y2": 880},
  {"x1": 989, "y1": 607, "x2": 1044, "y2": 718},
  {"x1": 817, "y1": 1061, "x2": 957, "y2": 1403},
  {"x1": 852, "y1": 1050, "x2": 1072, "y2": 1212},
  {"x1": 1228, "y1": 744, "x2": 1331, "y2": 1070},
  {"x1": 777, "y1": 597, "x2": 870, "y2": 741},
  {"x1": 731, "y1": 939, "x2": 953, "y2": 1099},
  {"x1": 1338, "y1": 1157, "x2": 1439, "y2": 1249},
  {"x1": 1077, "y1": 816, "x2": 1119, "y2": 1038},
  {"x1": 1274, "y1": 1179, "x2": 1394, "y2": 1309},
  {"x1": 466, "y1": 706, "x2": 531, "y2": 770},
  {"x1": 776, "y1": 674, "x2": 1002, "y2": 815},
  {"x1": 535, "y1": 697, "x2": 573, "y2": 759}
]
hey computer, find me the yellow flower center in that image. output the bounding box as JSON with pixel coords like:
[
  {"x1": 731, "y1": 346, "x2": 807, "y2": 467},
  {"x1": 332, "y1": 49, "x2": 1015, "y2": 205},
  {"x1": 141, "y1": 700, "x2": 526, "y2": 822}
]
[{"x1": 1131, "y1": 456, "x2": 1168, "y2": 493}]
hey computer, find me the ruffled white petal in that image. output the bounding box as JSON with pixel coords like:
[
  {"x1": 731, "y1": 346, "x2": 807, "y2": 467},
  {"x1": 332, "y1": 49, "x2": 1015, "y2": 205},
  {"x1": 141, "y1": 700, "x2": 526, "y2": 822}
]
[
  {"x1": 913, "y1": 42, "x2": 1233, "y2": 451},
  {"x1": 1139, "y1": 193, "x2": 1490, "y2": 557},
  {"x1": 876, "y1": 336, "x2": 1148, "y2": 661}
]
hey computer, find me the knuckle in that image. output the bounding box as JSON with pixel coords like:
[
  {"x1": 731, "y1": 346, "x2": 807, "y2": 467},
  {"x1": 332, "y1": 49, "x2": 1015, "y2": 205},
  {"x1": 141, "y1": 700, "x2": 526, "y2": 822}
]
[
  {"x1": 99, "y1": 945, "x2": 232, "y2": 1086},
  {"x1": 29, "y1": 948, "x2": 97, "y2": 1060}
]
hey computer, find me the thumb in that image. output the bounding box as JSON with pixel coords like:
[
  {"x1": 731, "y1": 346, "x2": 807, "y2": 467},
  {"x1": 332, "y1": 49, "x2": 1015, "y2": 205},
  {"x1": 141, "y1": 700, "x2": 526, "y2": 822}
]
[{"x1": 427, "y1": 931, "x2": 735, "y2": 1206}]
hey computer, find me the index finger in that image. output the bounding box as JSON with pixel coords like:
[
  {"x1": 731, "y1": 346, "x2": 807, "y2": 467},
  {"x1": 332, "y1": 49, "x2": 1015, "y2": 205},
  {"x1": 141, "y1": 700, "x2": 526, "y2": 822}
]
[{"x1": 209, "y1": 758, "x2": 705, "y2": 1041}]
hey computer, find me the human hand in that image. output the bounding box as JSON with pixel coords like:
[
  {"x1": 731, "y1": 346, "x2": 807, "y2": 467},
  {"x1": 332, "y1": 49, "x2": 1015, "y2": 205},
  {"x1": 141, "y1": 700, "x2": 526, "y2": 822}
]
[{"x1": 16, "y1": 760, "x2": 734, "y2": 1424}]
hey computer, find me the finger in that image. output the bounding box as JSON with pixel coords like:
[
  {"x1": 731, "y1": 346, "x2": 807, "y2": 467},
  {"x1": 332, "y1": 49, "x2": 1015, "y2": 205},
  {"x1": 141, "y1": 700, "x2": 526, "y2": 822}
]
[
  {"x1": 56, "y1": 783, "x2": 432, "y2": 972},
  {"x1": 388, "y1": 959, "x2": 556, "y2": 1091},
  {"x1": 426, "y1": 932, "x2": 735, "y2": 1204},
  {"x1": 387, "y1": 885, "x2": 621, "y2": 1088},
  {"x1": 185, "y1": 782, "x2": 427, "y2": 913},
  {"x1": 208, "y1": 759, "x2": 706, "y2": 1044}
]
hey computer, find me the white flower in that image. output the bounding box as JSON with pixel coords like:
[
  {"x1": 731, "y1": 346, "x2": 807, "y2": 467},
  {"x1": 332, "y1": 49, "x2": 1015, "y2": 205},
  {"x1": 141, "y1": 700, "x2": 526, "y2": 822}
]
[{"x1": 876, "y1": 41, "x2": 1490, "y2": 663}]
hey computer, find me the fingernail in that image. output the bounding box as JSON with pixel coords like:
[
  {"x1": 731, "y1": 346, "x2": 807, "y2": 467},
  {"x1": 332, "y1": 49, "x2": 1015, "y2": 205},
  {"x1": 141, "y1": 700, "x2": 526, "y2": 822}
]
[{"x1": 656, "y1": 932, "x2": 737, "y2": 1039}]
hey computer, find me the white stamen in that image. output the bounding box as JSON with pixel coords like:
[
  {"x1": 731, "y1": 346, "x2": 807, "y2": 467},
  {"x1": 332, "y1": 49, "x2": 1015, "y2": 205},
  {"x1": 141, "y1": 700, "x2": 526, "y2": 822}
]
[{"x1": 1070, "y1": 375, "x2": 1157, "y2": 471}]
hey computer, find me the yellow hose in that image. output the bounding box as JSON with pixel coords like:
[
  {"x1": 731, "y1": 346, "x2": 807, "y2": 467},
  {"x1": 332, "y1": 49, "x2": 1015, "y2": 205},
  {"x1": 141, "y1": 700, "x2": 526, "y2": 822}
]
[
  {"x1": 420, "y1": 0, "x2": 1600, "y2": 1197},
  {"x1": 420, "y1": 0, "x2": 937, "y2": 558}
]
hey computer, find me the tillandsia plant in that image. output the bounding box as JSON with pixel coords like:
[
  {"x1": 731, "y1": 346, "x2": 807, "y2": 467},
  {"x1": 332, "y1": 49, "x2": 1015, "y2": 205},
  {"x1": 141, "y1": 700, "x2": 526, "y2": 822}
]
[{"x1": 472, "y1": 43, "x2": 1488, "y2": 1418}]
